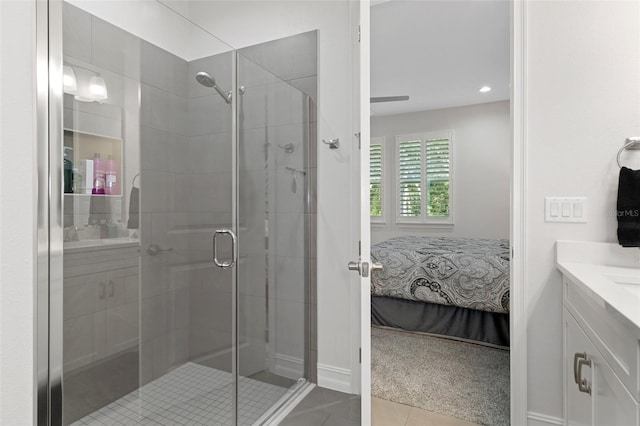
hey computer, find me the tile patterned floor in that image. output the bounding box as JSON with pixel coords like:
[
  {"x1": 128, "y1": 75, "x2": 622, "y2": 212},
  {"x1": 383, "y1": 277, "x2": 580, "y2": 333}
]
[
  {"x1": 72, "y1": 362, "x2": 288, "y2": 426},
  {"x1": 281, "y1": 389, "x2": 481, "y2": 426},
  {"x1": 371, "y1": 397, "x2": 481, "y2": 426},
  {"x1": 69, "y1": 361, "x2": 480, "y2": 425}
]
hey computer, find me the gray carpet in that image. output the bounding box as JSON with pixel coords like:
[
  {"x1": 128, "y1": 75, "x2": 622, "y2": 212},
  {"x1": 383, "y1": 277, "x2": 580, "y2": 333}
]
[{"x1": 372, "y1": 327, "x2": 510, "y2": 426}]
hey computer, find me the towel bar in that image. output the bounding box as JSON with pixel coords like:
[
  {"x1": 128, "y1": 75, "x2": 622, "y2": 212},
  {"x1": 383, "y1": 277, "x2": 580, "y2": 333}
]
[{"x1": 617, "y1": 137, "x2": 640, "y2": 168}]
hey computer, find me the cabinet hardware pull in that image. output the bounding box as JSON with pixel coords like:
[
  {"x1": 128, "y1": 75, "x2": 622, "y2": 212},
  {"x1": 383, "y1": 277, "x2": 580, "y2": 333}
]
[
  {"x1": 108, "y1": 280, "x2": 114, "y2": 297},
  {"x1": 577, "y1": 356, "x2": 592, "y2": 395},
  {"x1": 573, "y1": 352, "x2": 586, "y2": 384},
  {"x1": 99, "y1": 282, "x2": 106, "y2": 299}
]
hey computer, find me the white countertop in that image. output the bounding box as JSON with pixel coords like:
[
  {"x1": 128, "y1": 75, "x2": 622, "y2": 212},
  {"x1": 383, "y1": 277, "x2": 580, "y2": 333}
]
[
  {"x1": 64, "y1": 237, "x2": 140, "y2": 253},
  {"x1": 556, "y1": 240, "x2": 640, "y2": 329}
]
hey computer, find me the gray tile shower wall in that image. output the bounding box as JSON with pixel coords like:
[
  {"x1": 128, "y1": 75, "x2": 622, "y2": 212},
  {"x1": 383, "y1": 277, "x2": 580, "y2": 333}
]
[
  {"x1": 61, "y1": 3, "x2": 198, "y2": 385},
  {"x1": 182, "y1": 52, "x2": 235, "y2": 371},
  {"x1": 138, "y1": 39, "x2": 193, "y2": 385},
  {"x1": 235, "y1": 31, "x2": 318, "y2": 383}
]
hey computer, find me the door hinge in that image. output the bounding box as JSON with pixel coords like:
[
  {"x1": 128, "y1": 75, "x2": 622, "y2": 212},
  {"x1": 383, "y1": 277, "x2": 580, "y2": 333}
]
[
  {"x1": 358, "y1": 25, "x2": 361, "y2": 42},
  {"x1": 355, "y1": 132, "x2": 361, "y2": 149},
  {"x1": 359, "y1": 347, "x2": 361, "y2": 363}
]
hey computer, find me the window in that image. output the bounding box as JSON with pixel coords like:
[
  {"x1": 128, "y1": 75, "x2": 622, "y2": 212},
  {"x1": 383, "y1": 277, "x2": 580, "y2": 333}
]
[
  {"x1": 370, "y1": 137, "x2": 385, "y2": 221},
  {"x1": 396, "y1": 132, "x2": 453, "y2": 224}
]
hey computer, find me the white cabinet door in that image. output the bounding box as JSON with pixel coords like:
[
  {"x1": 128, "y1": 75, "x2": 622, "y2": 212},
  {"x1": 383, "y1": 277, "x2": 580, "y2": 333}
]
[
  {"x1": 565, "y1": 309, "x2": 594, "y2": 426},
  {"x1": 63, "y1": 271, "x2": 108, "y2": 370},
  {"x1": 592, "y1": 340, "x2": 638, "y2": 425},
  {"x1": 565, "y1": 309, "x2": 639, "y2": 426},
  {"x1": 105, "y1": 267, "x2": 139, "y2": 355}
]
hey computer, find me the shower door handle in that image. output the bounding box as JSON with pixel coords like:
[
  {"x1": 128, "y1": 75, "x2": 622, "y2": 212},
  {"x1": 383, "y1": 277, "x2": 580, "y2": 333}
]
[{"x1": 213, "y1": 229, "x2": 237, "y2": 268}]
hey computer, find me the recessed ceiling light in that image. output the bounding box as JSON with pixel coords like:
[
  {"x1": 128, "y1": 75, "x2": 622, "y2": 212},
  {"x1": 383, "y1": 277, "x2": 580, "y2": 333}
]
[{"x1": 479, "y1": 86, "x2": 492, "y2": 93}]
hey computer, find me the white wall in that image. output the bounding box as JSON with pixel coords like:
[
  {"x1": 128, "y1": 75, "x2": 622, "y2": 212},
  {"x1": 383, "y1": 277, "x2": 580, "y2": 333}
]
[
  {"x1": 186, "y1": 0, "x2": 358, "y2": 391},
  {"x1": 0, "y1": 0, "x2": 36, "y2": 424},
  {"x1": 525, "y1": 1, "x2": 640, "y2": 422},
  {"x1": 371, "y1": 101, "x2": 510, "y2": 244}
]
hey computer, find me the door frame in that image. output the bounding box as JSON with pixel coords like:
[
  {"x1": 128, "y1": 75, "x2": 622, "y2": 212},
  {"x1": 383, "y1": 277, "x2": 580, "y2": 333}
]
[
  {"x1": 510, "y1": 0, "x2": 528, "y2": 424},
  {"x1": 357, "y1": 1, "x2": 372, "y2": 425},
  {"x1": 357, "y1": 1, "x2": 528, "y2": 425}
]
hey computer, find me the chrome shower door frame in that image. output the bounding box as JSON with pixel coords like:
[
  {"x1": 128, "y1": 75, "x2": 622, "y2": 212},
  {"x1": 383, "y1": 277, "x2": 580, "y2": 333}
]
[{"x1": 36, "y1": 0, "x2": 64, "y2": 424}]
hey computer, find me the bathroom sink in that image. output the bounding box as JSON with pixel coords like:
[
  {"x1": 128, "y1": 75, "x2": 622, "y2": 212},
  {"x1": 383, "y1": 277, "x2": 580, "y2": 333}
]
[
  {"x1": 605, "y1": 272, "x2": 640, "y2": 295},
  {"x1": 606, "y1": 274, "x2": 640, "y2": 286},
  {"x1": 556, "y1": 241, "x2": 640, "y2": 328}
]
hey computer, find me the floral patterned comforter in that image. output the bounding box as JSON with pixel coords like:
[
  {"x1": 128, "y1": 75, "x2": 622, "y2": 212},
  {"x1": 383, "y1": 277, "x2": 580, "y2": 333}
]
[{"x1": 371, "y1": 236, "x2": 510, "y2": 314}]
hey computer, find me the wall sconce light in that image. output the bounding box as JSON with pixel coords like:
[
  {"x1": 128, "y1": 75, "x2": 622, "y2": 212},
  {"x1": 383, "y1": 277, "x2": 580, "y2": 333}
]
[
  {"x1": 68, "y1": 65, "x2": 109, "y2": 103},
  {"x1": 88, "y1": 75, "x2": 108, "y2": 102},
  {"x1": 63, "y1": 65, "x2": 77, "y2": 94}
]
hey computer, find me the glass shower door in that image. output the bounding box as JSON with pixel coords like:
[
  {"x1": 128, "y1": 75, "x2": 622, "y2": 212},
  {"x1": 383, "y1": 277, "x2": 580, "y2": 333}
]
[
  {"x1": 236, "y1": 32, "x2": 318, "y2": 423},
  {"x1": 59, "y1": 1, "x2": 237, "y2": 424},
  {"x1": 57, "y1": 2, "x2": 316, "y2": 425}
]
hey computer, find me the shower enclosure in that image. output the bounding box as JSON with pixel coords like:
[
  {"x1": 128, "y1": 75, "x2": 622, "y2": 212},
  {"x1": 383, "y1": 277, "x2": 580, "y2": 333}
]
[{"x1": 40, "y1": 1, "x2": 317, "y2": 424}]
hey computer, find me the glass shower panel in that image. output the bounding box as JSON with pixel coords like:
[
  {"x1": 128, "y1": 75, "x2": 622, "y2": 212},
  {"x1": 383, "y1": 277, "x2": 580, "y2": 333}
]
[
  {"x1": 236, "y1": 31, "x2": 318, "y2": 424},
  {"x1": 60, "y1": 1, "x2": 235, "y2": 424}
]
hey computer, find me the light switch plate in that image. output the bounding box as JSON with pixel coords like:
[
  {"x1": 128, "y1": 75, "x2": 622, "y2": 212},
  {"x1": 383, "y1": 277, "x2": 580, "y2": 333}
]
[{"x1": 545, "y1": 197, "x2": 588, "y2": 223}]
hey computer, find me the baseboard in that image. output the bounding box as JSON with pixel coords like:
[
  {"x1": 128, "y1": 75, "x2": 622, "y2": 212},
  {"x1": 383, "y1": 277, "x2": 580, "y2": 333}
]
[
  {"x1": 528, "y1": 411, "x2": 564, "y2": 426},
  {"x1": 274, "y1": 354, "x2": 304, "y2": 380},
  {"x1": 317, "y1": 363, "x2": 352, "y2": 394}
]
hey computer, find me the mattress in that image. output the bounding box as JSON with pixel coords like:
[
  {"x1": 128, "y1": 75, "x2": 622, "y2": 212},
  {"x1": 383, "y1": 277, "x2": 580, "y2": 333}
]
[{"x1": 371, "y1": 236, "x2": 510, "y2": 314}]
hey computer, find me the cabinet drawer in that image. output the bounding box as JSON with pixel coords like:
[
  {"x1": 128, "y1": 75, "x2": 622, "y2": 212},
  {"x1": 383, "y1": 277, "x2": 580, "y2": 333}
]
[{"x1": 564, "y1": 277, "x2": 640, "y2": 402}]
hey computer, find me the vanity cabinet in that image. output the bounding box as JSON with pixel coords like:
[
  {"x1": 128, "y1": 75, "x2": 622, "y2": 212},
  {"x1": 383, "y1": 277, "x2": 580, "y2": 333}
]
[
  {"x1": 563, "y1": 276, "x2": 640, "y2": 425},
  {"x1": 63, "y1": 244, "x2": 139, "y2": 372}
]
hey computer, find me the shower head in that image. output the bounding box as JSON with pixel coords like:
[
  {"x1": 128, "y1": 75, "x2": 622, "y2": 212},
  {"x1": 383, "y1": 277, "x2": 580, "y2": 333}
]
[
  {"x1": 195, "y1": 71, "x2": 216, "y2": 88},
  {"x1": 195, "y1": 71, "x2": 232, "y2": 104}
]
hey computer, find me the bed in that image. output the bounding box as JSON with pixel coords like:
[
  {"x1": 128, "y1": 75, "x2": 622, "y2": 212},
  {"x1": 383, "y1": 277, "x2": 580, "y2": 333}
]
[{"x1": 371, "y1": 236, "x2": 510, "y2": 347}]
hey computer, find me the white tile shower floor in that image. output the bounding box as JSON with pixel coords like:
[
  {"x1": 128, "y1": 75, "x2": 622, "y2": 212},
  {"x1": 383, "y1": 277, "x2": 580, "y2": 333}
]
[{"x1": 72, "y1": 362, "x2": 288, "y2": 426}]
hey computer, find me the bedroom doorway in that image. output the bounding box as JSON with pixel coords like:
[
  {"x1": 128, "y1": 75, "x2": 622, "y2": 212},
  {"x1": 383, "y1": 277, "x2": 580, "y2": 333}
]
[{"x1": 367, "y1": 1, "x2": 512, "y2": 425}]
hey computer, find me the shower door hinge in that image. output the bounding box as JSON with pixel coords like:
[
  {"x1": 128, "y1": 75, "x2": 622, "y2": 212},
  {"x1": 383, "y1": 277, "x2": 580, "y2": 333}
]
[
  {"x1": 358, "y1": 25, "x2": 361, "y2": 42},
  {"x1": 355, "y1": 132, "x2": 361, "y2": 149},
  {"x1": 359, "y1": 347, "x2": 361, "y2": 363}
]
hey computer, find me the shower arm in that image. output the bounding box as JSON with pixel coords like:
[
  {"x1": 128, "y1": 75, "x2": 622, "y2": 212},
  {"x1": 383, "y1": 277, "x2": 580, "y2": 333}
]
[{"x1": 212, "y1": 84, "x2": 232, "y2": 104}]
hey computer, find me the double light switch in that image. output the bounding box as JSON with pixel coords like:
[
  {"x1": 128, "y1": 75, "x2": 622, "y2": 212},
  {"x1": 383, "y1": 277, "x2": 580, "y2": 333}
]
[{"x1": 545, "y1": 197, "x2": 588, "y2": 223}]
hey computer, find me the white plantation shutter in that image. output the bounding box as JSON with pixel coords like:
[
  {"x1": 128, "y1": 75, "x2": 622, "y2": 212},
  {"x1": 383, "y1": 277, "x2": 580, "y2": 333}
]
[
  {"x1": 396, "y1": 132, "x2": 453, "y2": 223},
  {"x1": 369, "y1": 143, "x2": 383, "y2": 217},
  {"x1": 425, "y1": 138, "x2": 450, "y2": 216},
  {"x1": 398, "y1": 139, "x2": 422, "y2": 217}
]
